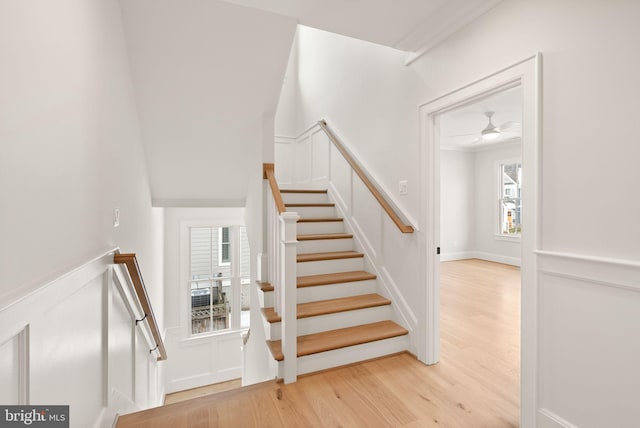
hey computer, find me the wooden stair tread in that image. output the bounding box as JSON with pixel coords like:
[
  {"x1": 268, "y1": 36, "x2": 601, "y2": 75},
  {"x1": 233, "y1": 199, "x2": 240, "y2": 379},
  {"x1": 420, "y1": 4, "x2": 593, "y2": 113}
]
[
  {"x1": 285, "y1": 203, "x2": 335, "y2": 207},
  {"x1": 297, "y1": 217, "x2": 343, "y2": 223},
  {"x1": 297, "y1": 270, "x2": 376, "y2": 288},
  {"x1": 297, "y1": 251, "x2": 364, "y2": 263},
  {"x1": 262, "y1": 293, "x2": 390, "y2": 323},
  {"x1": 266, "y1": 320, "x2": 408, "y2": 361},
  {"x1": 281, "y1": 189, "x2": 327, "y2": 194},
  {"x1": 297, "y1": 233, "x2": 353, "y2": 241},
  {"x1": 257, "y1": 281, "x2": 274, "y2": 292}
]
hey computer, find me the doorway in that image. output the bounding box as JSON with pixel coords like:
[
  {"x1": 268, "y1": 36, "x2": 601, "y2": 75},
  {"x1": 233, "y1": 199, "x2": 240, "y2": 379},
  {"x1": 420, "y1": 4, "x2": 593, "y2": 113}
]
[{"x1": 418, "y1": 55, "x2": 541, "y2": 425}]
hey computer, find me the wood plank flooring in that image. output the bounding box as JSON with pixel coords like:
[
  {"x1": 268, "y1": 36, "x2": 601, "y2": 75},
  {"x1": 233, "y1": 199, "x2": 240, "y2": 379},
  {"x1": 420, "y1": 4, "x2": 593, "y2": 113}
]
[{"x1": 117, "y1": 259, "x2": 520, "y2": 428}]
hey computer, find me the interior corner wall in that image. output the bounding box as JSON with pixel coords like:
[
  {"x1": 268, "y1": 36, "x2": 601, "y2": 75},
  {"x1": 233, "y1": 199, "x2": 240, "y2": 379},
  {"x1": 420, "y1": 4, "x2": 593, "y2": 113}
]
[
  {"x1": 411, "y1": 1, "x2": 640, "y2": 426},
  {"x1": 282, "y1": 25, "x2": 427, "y2": 222},
  {"x1": 0, "y1": 0, "x2": 164, "y2": 321},
  {"x1": 274, "y1": 30, "x2": 300, "y2": 139}
]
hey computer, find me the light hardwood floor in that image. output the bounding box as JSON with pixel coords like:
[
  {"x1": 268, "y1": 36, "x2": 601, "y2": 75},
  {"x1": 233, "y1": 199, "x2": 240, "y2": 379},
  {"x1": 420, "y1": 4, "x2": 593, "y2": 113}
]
[{"x1": 117, "y1": 259, "x2": 520, "y2": 428}]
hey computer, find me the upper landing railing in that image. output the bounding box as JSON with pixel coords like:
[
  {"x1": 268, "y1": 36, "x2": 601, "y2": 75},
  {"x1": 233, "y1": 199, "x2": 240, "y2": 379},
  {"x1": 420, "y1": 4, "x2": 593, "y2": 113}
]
[
  {"x1": 114, "y1": 253, "x2": 167, "y2": 361},
  {"x1": 318, "y1": 120, "x2": 414, "y2": 233}
]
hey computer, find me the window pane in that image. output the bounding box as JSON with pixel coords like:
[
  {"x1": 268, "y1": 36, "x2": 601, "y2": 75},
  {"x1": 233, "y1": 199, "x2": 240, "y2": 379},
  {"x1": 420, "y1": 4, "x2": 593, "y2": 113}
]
[
  {"x1": 190, "y1": 228, "x2": 212, "y2": 279},
  {"x1": 239, "y1": 227, "x2": 250, "y2": 328},
  {"x1": 500, "y1": 198, "x2": 522, "y2": 235},
  {"x1": 499, "y1": 162, "x2": 522, "y2": 236}
]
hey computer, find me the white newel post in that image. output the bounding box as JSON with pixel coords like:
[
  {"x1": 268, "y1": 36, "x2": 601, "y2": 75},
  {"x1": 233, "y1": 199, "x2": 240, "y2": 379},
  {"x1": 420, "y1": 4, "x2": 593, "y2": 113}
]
[{"x1": 279, "y1": 211, "x2": 299, "y2": 383}]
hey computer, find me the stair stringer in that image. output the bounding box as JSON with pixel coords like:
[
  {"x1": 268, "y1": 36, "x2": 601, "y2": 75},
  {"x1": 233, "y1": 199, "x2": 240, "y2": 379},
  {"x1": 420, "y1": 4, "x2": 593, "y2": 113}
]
[{"x1": 326, "y1": 183, "x2": 419, "y2": 355}]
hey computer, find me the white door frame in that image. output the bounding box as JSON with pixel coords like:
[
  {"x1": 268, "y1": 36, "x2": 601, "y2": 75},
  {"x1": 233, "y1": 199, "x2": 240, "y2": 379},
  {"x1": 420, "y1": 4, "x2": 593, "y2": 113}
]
[{"x1": 417, "y1": 54, "x2": 541, "y2": 427}]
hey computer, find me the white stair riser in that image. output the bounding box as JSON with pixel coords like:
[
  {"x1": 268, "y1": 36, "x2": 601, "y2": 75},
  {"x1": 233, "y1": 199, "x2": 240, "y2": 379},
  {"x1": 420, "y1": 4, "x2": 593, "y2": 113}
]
[
  {"x1": 297, "y1": 257, "x2": 364, "y2": 276},
  {"x1": 268, "y1": 305, "x2": 392, "y2": 340},
  {"x1": 296, "y1": 279, "x2": 377, "y2": 303},
  {"x1": 261, "y1": 290, "x2": 273, "y2": 308},
  {"x1": 276, "y1": 335, "x2": 410, "y2": 378},
  {"x1": 282, "y1": 193, "x2": 328, "y2": 204},
  {"x1": 263, "y1": 312, "x2": 276, "y2": 341},
  {"x1": 297, "y1": 221, "x2": 344, "y2": 235},
  {"x1": 297, "y1": 238, "x2": 353, "y2": 253},
  {"x1": 263, "y1": 279, "x2": 377, "y2": 307},
  {"x1": 287, "y1": 206, "x2": 336, "y2": 218}
]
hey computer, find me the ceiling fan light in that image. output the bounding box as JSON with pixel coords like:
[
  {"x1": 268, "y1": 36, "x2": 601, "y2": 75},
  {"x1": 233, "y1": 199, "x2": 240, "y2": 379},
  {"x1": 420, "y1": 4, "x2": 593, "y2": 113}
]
[{"x1": 481, "y1": 127, "x2": 500, "y2": 140}]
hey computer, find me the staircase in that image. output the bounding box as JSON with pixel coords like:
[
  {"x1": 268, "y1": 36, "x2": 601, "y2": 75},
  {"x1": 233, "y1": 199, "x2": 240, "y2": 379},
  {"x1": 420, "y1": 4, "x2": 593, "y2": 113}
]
[{"x1": 261, "y1": 189, "x2": 408, "y2": 378}]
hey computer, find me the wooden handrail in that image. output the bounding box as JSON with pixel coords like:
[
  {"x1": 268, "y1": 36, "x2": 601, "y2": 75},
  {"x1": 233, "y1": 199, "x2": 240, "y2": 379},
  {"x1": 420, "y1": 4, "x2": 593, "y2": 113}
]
[
  {"x1": 263, "y1": 163, "x2": 286, "y2": 214},
  {"x1": 318, "y1": 120, "x2": 414, "y2": 233},
  {"x1": 114, "y1": 253, "x2": 167, "y2": 361}
]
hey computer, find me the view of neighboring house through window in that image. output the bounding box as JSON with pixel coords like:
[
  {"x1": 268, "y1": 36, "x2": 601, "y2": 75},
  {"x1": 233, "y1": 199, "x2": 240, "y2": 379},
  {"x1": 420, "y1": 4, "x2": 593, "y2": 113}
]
[
  {"x1": 189, "y1": 226, "x2": 250, "y2": 335},
  {"x1": 499, "y1": 162, "x2": 522, "y2": 236}
]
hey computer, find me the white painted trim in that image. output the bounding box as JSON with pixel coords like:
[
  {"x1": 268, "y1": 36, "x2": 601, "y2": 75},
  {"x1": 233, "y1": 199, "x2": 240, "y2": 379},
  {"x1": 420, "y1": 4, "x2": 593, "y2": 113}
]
[
  {"x1": 403, "y1": 0, "x2": 504, "y2": 65},
  {"x1": 536, "y1": 250, "x2": 640, "y2": 292},
  {"x1": 321, "y1": 117, "x2": 419, "y2": 231},
  {"x1": 439, "y1": 251, "x2": 476, "y2": 262},
  {"x1": 152, "y1": 198, "x2": 246, "y2": 208},
  {"x1": 473, "y1": 251, "x2": 521, "y2": 267},
  {"x1": 538, "y1": 408, "x2": 579, "y2": 428},
  {"x1": 166, "y1": 368, "x2": 243, "y2": 394},
  {"x1": 418, "y1": 54, "x2": 542, "y2": 428}
]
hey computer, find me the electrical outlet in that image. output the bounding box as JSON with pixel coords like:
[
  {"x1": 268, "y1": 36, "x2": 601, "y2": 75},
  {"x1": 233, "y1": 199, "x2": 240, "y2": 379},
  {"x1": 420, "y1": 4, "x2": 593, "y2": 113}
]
[
  {"x1": 113, "y1": 207, "x2": 120, "y2": 228},
  {"x1": 399, "y1": 180, "x2": 408, "y2": 195}
]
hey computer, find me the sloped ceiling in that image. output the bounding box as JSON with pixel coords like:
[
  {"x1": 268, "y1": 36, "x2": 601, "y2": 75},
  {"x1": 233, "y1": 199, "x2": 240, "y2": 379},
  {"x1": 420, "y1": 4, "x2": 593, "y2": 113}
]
[
  {"x1": 120, "y1": 0, "x2": 502, "y2": 206},
  {"x1": 220, "y1": 0, "x2": 503, "y2": 53},
  {"x1": 120, "y1": 0, "x2": 297, "y2": 206}
]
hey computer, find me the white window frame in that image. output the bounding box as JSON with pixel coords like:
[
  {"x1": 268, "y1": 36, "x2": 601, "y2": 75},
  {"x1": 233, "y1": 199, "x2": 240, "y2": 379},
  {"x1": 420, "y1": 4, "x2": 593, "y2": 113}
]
[
  {"x1": 218, "y1": 226, "x2": 231, "y2": 266},
  {"x1": 495, "y1": 158, "x2": 522, "y2": 242},
  {"x1": 180, "y1": 221, "x2": 247, "y2": 340}
]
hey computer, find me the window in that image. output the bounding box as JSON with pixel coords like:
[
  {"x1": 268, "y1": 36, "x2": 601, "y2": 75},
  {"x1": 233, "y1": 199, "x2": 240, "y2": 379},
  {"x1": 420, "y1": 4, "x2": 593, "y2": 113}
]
[
  {"x1": 499, "y1": 162, "x2": 522, "y2": 237},
  {"x1": 218, "y1": 227, "x2": 230, "y2": 265},
  {"x1": 189, "y1": 226, "x2": 250, "y2": 335}
]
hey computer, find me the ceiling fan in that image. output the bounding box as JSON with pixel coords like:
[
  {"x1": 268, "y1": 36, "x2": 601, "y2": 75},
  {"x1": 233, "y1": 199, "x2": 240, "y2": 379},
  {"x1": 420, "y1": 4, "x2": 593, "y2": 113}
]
[{"x1": 447, "y1": 111, "x2": 520, "y2": 144}]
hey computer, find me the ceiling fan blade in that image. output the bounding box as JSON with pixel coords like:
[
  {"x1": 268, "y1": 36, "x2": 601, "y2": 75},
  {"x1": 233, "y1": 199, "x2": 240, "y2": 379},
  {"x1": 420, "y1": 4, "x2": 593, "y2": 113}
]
[
  {"x1": 499, "y1": 121, "x2": 520, "y2": 131},
  {"x1": 445, "y1": 131, "x2": 478, "y2": 138}
]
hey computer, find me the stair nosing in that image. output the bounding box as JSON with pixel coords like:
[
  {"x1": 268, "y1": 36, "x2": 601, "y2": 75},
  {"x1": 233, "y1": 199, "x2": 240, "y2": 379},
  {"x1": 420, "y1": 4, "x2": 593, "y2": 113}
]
[
  {"x1": 262, "y1": 293, "x2": 391, "y2": 324},
  {"x1": 267, "y1": 320, "x2": 408, "y2": 361},
  {"x1": 297, "y1": 233, "x2": 353, "y2": 241},
  {"x1": 285, "y1": 203, "x2": 335, "y2": 207},
  {"x1": 297, "y1": 251, "x2": 364, "y2": 263},
  {"x1": 297, "y1": 218, "x2": 344, "y2": 223},
  {"x1": 297, "y1": 270, "x2": 376, "y2": 288},
  {"x1": 281, "y1": 189, "x2": 328, "y2": 194}
]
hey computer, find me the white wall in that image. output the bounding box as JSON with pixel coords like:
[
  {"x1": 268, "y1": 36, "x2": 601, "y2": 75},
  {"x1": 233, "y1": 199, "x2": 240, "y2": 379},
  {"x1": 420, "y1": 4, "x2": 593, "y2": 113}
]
[
  {"x1": 278, "y1": 25, "x2": 427, "y2": 221},
  {"x1": 163, "y1": 207, "x2": 247, "y2": 393},
  {"x1": 440, "y1": 150, "x2": 475, "y2": 259},
  {"x1": 412, "y1": 1, "x2": 640, "y2": 426},
  {"x1": 0, "y1": 0, "x2": 164, "y2": 329}
]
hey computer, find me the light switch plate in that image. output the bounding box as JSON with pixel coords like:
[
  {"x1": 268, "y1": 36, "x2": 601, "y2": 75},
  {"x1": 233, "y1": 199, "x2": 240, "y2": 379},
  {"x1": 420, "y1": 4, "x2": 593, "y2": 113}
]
[
  {"x1": 399, "y1": 180, "x2": 408, "y2": 195},
  {"x1": 113, "y1": 207, "x2": 120, "y2": 227}
]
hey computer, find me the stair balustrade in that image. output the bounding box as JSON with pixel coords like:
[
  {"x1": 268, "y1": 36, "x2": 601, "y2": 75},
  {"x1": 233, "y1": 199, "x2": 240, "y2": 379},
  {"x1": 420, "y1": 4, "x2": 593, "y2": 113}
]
[{"x1": 263, "y1": 163, "x2": 299, "y2": 383}]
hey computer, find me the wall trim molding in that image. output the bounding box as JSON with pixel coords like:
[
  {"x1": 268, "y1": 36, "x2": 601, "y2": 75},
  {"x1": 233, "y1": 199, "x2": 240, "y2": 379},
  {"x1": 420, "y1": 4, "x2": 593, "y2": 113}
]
[
  {"x1": 536, "y1": 250, "x2": 640, "y2": 292},
  {"x1": 440, "y1": 251, "x2": 520, "y2": 266},
  {"x1": 538, "y1": 408, "x2": 579, "y2": 428}
]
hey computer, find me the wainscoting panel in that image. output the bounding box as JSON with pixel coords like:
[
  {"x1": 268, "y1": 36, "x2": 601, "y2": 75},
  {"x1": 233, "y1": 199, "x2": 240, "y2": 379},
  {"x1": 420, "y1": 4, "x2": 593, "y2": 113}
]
[
  {"x1": 537, "y1": 251, "x2": 640, "y2": 428},
  {"x1": 0, "y1": 330, "x2": 24, "y2": 405},
  {"x1": 164, "y1": 328, "x2": 243, "y2": 394},
  {"x1": 0, "y1": 250, "x2": 163, "y2": 428}
]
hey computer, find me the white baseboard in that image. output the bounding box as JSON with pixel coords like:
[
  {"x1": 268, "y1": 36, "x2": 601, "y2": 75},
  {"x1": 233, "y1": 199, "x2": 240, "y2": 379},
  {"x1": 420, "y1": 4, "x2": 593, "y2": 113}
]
[
  {"x1": 440, "y1": 251, "x2": 476, "y2": 262},
  {"x1": 538, "y1": 408, "x2": 579, "y2": 428},
  {"x1": 441, "y1": 250, "x2": 521, "y2": 267},
  {"x1": 165, "y1": 368, "x2": 242, "y2": 394}
]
